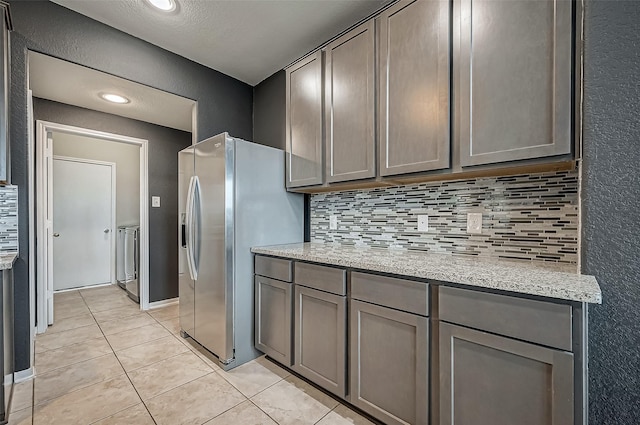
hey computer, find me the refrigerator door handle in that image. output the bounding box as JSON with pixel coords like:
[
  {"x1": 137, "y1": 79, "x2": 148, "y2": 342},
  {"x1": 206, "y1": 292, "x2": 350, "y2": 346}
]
[
  {"x1": 192, "y1": 176, "x2": 202, "y2": 278},
  {"x1": 185, "y1": 175, "x2": 197, "y2": 281}
]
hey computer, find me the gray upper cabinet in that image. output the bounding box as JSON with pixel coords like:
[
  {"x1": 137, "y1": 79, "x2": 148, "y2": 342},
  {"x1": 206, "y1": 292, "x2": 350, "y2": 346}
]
[
  {"x1": 286, "y1": 52, "x2": 323, "y2": 188},
  {"x1": 0, "y1": 3, "x2": 11, "y2": 183},
  {"x1": 456, "y1": 0, "x2": 572, "y2": 167},
  {"x1": 324, "y1": 21, "x2": 376, "y2": 183},
  {"x1": 378, "y1": 0, "x2": 450, "y2": 177},
  {"x1": 439, "y1": 322, "x2": 574, "y2": 425}
]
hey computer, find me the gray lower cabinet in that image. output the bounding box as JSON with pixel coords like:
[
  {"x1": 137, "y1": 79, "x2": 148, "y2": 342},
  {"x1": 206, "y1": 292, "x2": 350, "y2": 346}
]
[
  {"x1": 456, "y1": 0, "x2": 572, "y2": 167},
  {"x1": 350, "y1": 299, "x2": 429, "y2": 425},
  {"x1": 286, "y1": 52, "x2": 323, "y2": 188},
  {"x1": 439, "y1": 322, "x2": 574, "y2": 425},
  {"x1": 254, "y1": 275, "x2": 293, "y2": 366},
  {"x1": 324, "y1": 21, "x2": 375, "y2": 183},
  {"x1": 378, "y1": 0, "x2": 450, "y2": 177},
  {"x1": 293, "y1": 284, "x2": 346, "y2": 398}
]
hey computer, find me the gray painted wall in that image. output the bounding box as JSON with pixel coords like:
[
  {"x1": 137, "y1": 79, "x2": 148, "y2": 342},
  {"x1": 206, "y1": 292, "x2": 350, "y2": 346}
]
[
  {"x1": 8, "y1": 0, "x2": 253, "y2": 372},
  {"x1": 53, "y1": 132, "x2": 141, "y2": 227},
  {"x1": 582, "y1": 2, "x2": 640, "y2": 423},
  {"x1": 253, "y1": 70, "x2": 286, "y2": 150},
  {"x1": 34, "y1": 98, "x2": 190, "y2": 305}
]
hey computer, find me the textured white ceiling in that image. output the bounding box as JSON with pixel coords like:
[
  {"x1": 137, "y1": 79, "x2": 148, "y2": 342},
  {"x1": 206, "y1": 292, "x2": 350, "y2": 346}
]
[
  {"x1": 29, "y1": 51, "x2": 195, "y2": 132},
  {"x1": 51, "y1": 0, "x2": 389, "y2": 85}
]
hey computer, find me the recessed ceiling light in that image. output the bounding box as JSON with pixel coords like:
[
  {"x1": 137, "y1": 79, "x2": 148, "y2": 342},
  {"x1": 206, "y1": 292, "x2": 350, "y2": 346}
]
[
  {"x1": 100, "y1": 93, "x2": 130, "y2": 104},
  {"x1": 145, "y1": 0, "x2": 176, "y2": 12}
]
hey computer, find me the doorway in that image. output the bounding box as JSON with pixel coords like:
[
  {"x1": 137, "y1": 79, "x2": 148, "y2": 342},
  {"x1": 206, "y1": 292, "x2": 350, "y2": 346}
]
[
  {"x1": 35, "y1": 121, "x2": 149, "y2": 333},
  {"x1": 52, "y1": 156, "x2": 116, "y2": 291}
]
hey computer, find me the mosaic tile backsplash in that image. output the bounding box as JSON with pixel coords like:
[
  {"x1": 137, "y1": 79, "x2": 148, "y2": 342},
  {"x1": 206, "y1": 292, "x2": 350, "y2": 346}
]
[
  {"x1": 0, "y1": 185, "x2": 17, "y2": 253},
  {"x1": 310, "y1": 170, "x2": 579, "y2": 264}
]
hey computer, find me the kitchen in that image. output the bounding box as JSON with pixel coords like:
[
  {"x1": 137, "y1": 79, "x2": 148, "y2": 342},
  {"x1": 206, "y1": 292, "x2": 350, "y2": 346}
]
[{"x1": 0, "y1": 0, "x2": 637, "y2": 424}]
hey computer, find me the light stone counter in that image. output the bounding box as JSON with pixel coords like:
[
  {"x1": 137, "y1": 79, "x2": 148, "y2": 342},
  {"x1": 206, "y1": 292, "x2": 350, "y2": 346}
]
[
  {"x1": 251, "y1": 243, "x2": 601, "y2": 304},
  {"x1": 0, "y1": 253, "x2": 16, "y2": 270}
]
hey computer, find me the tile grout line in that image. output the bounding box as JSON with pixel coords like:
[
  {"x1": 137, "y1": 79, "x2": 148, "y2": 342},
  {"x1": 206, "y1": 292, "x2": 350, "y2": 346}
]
[
  {"x1": 94, "y1": 302, "x2": 216, "y2": 421},
  {"x1": 36, "y1": 288, "x2": 146, "y2": 424},
  {"x1": 85, "y1": 291, "x2": 159, "y2": 425},
  {"x1": 246, "y1": 398, "x2": 281, "y2": 425}
]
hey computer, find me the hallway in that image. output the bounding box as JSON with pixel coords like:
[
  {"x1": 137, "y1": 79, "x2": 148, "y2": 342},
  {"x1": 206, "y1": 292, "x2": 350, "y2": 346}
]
[{"x1": 9, "y1": 285, "x2": 372, "y2": 424}]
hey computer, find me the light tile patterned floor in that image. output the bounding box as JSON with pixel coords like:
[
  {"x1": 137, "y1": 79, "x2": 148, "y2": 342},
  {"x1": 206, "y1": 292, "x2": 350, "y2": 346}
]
[{"x1": 8, "y1": 284, "x2": 375, "y2": 425}]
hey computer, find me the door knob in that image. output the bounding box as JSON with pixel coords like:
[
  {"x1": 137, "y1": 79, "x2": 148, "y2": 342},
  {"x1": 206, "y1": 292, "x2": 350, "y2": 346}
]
[
  {"x1": 53, "y1": 233, "x2": 60, "y2": 238},
  {"x1": 104, "y1": 228, "x2": 110, "y2": 233}
]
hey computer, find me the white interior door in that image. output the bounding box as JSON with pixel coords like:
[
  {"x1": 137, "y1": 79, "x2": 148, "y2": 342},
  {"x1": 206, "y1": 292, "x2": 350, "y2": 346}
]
[{"x1": 52, "y1": 157, "x2": 115, "y2": 291}]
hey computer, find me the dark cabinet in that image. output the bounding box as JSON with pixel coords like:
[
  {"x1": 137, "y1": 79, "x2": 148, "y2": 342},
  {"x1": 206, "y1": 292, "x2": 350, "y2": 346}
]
[
  {"x1": 350, "y1": 299, "x2": 429, "y2": 425},
  {"x1": 378, "y1": 0, "x2": 450, "y2": 176},
  {"x1": 455, "y1": 0, "x2": 573, "y2": 167},
  {"x1": 439, "y1": 322, "x2": 574, "y2": 425},
  {"x1": 324, "y1": 21, "x2": 376, "y2": 183},
  {"x1": 285, "y1": 52, "x2": 323, "y2": 188}
]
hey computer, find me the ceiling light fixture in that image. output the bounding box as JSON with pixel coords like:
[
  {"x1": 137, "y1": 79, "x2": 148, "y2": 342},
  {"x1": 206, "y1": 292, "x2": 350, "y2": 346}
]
[
  {"x1": 100, "y1": 93, "x2": 130, "y2": 104},
  {"x1": 145, "y1": 0, "x2": 176, "y2": 12}
]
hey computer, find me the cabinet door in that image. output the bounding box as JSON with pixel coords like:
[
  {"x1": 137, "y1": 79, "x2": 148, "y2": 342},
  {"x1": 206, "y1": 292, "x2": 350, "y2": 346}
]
[
  {"x1": 379, "y1": 0, "x2": 450, "y2": 176},
  {"x1": 293, "y1": 285, "x2": 346, "y2": 397},
  {"x1": 254, "y1": 276, "x2": 293, "y2": 366},
  {"x1": 456, "y1": 0, "x2": 572, "y2": 166},
  {"x1": 439, "y1": 322, "x2": 574, "y2": 425},
  {"x1": 350, "y1": 300, "x2": 428, "y2": 425},
  {"x1": 286, "y1": 52, "x2": 323, "y2": 188},
  {"x1": 324, "y1": 21, "x2": 375, "y2": 183}
]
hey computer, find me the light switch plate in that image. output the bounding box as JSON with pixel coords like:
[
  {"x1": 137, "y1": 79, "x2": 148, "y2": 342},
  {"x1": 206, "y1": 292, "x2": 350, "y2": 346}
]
[
  {"x1": 152, "y1": 196, "x2": 161, "y2": 208},
  {"x1": 466, "y1": 212, "x2": 482, "y2": 234},
  {"x1": 418, "y1": 215, "x2": 429, "y2": 232},
  {"x1": 329, "y1": 215, "x2": 338, "y2": 230}
]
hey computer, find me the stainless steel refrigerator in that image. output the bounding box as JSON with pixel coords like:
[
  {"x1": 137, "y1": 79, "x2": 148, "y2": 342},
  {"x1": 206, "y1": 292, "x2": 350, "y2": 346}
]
[{"x1": 178, "y1": 133, "x2": 303, "y2": 370}]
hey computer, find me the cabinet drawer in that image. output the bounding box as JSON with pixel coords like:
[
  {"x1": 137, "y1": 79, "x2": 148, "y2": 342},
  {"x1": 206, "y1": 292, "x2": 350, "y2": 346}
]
[
  {"x1": 255, "y1": 255, "x2": 293, "y2": 282},
  {"x1": 294, "y1": 262, "x2": 346, "y2": 295},
  {"x1": 439, "y1": 286, "x2": 572, "y2": 351},
  {"x1": 351, "y1": 272, "x2": 429, "y2": 316}
]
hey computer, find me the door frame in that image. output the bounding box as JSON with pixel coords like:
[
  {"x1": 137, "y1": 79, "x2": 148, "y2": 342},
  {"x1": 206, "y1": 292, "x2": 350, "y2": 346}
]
[
  {"x1": 34, "y1": 121, "x2": 150, "y2": 334},
  {"x1": 52, "y1": 155, "x2": 117, "y2": 290}
]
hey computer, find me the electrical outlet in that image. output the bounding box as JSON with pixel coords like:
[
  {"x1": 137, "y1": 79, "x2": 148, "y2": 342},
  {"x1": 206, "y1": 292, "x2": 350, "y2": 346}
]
[
  {"x1": 466, "y1": 212, "x2": 483, "y2": 234},
  {"x1": 329, "y1": 215, "x2": 338, "y2": 230},
  {"x1": 417, "y1": 215, "x2": 429, "y2": 232},
  {"x1": 151, "y1": 196, "x2": 161, "y2": 208}
]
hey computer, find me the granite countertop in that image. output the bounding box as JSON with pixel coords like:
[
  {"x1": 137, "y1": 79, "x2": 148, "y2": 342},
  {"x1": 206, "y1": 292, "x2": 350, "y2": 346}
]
[
  {"x1": 0, "y1": 253, "x2": 17, "y2": 270},
  {"x1": 251, "y1": 243, "x2": 601, "y2": 304}
]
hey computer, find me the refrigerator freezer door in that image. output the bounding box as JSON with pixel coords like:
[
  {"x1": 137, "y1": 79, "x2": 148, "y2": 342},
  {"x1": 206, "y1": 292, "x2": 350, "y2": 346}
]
[
  {"x1": 193, "y1": 134, "x2": 234, "y2": 363},
  {"x1": 178, "y1": 147, "x2": 195, "y2": 338}
]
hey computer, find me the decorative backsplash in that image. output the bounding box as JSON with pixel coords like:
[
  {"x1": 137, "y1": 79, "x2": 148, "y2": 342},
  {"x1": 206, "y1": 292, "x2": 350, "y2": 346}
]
[
  {"x1": 310, "y1": 170, "x2": 579, "y2": 264},
  {"x1": 0, "y1": 185, "x2": 17, "y2": 253}
]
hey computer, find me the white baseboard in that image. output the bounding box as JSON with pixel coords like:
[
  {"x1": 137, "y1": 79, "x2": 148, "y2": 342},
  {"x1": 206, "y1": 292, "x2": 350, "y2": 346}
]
[
  {"x1": 148, "y1": 297, "x2": 179, "y2": 310},
  {"x1": 4, "y1": 373, "x2": 13, "y2": 386},
  {"x1": 14, "y1": 367, "x2": 35, "y2": 383}
]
